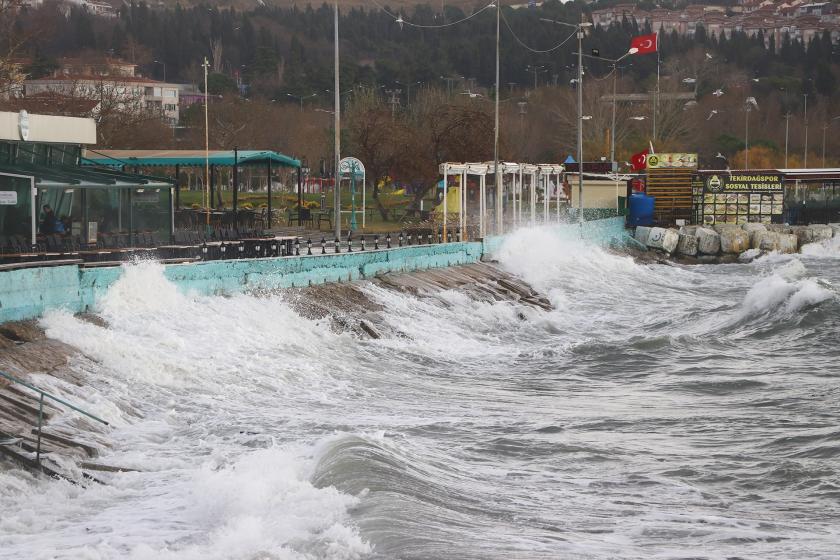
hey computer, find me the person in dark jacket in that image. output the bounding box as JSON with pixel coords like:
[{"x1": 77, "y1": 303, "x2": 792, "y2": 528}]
[{"x1": 40, "y1": 205, "x2": 57, "y2": 234}]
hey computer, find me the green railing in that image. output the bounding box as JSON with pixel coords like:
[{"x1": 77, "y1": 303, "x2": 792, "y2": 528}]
[{"x1": 0, "y1": 370, "x2": 109, "y2": 465}]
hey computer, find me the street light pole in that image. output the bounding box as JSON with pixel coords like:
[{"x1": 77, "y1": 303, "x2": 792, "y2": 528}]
[
  {"x1": 334, "y1": 1, "x2": 341, "y2": 240},
  {"x1": 784, "y1": 112, "x2": 791, "y2": 168},
  {"x1": 804, "y1": 93, "x2": 809, "y2": 168},
  {"x1": 609, "y1": 49, "x2": 637, "y2": 167},
  {"x1": 153, "y1": 60, "x2": 166, "y2": 82},
  {"x1": 494, "y1": 2, "x2": 501, "y2": 235},
  {"x1": 577, "y1": 20, "x2": 588, "y2": 223},
  {"x1": 745, "y1": 104, "x2": 750, "y2": 169}
]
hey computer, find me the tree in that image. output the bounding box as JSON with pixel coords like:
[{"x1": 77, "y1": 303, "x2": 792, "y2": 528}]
[{"x1": 0, "y1": 0, "x2": 27, "y2": 98}]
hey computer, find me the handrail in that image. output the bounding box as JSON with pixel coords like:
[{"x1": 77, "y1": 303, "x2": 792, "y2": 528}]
[{"x1": 0, "y1": 370, "x2": 109, "y2": 466}]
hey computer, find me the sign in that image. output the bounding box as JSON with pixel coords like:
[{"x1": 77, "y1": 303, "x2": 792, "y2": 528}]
[
  {"x1": 0, "y1": 191, "x2": 18, "y2": 205},
  {"x1": 695, "y1": 172, "x2": 784, "y2": 225},
  {"x1": 338, "y1": 157, "x2": 365, "y2": 179},
  {"x1": 18, "y1": 110, "x2": 29, "y2": 141},
  {"x1": 705, "y1": 173, "x2": 783, "y2": 193},
  {"x1": 646, "y1": 153, "x2": 698, "y2": 169},
  {"x1": 133, "y1": 189, "x2": 160, "y2": 204}
]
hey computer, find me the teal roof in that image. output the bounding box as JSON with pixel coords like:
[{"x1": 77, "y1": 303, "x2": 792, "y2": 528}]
[{"x1": 81, "y1": 149, "x2": 301, "y2": 169}]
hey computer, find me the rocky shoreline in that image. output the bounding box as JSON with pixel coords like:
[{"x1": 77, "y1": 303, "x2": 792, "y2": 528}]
[{"x1": 634, "y1": 223, "x2": 838, "y2": 262}]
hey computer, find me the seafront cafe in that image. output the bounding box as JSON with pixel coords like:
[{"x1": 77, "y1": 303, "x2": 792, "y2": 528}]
[
  {"x1": 0, "y1": 110, "x2": 174, "y2": 255},
  {"x1": 82, "y1": 149, "x2": 302, "y2": 230}
]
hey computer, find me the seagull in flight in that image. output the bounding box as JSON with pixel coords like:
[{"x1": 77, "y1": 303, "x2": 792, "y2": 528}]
[
  {"x1": 682, "y1": 77, "x2": 697, "y2": 84},
  {"x1": 705, "y1": 53, "x2": 713, "y2": 60},
  {"x1": 460, "y1": 90, "x2": 483, "y2": 99},
  {"x1": 716, "y1": 152, "x2": 727, "y2": 159},
  {"x1": 630, "y1": 116, "x2": 647, "y2": 121},
  {"x1": 707, "y1": 110, "x2": 719, "y2": 120},
  {"x1": 712, "y1": 89, "x2": 724, "y2": 97}
]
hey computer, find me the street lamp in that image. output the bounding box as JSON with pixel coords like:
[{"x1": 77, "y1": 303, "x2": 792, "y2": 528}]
[
  {"x1": 744, "y1": 97, "x2": 758, "y2": 169},
  {"x1": 821, "y1": 116, "x2": 840, "y2": 167},
  {"x1": 525, "y1": 64, "x2": 547, "y2": 89},
  {"x1": 541, "y1": 16, "x2": 591, "y2": 221},
  {"x1": 285, "y1": 92, "x2": 318, "y2": 112},
  {"x1": 153, "y1": 60, "x2": 166, "y2": 82}
]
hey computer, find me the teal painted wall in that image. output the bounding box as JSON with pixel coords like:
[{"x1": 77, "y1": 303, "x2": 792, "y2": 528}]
[{"x1": 0, "y1": 217, "x2": 626, "y2": 323}]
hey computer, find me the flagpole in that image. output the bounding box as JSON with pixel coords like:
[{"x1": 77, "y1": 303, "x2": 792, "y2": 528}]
[{"x1": 654, "y1": 34, "x2": 659, "y2": 142}]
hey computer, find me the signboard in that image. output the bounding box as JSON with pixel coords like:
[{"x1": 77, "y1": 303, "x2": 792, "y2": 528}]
[
  {"x1": 0, "y1": 191, "x2": 18, "y2": 205},
  {"x1": 133, "y1": 189, "x2": 160, "y2": 204},
  {"x1": 18, "y1": 110, "x2": 29, "y2": 141},
  {"x1": 695, "y1": 173, "x2": 784, "y2": 225},
  {"x1": 646, "y1": 153, "x2": 698, "y2": 169},
  {"x1": 338, "y1": 157, "x2": 365, "y2": 179}
]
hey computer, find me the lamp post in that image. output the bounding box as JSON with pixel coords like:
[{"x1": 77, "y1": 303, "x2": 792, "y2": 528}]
[
  {"x1": 541, "y1": 16, "x2": 591, "y2": 222},
  {"x1": 286, "y1": 92, "x2": 318, "y2": 112},
  {"x1": 784, "y1": 112, "x2": 791, "y2": 168},
  {"x1": 153, "y1": 60, "x2": 166, "y2": 82},
  {"x1": 334, "y1": 1, "x2": 341, "y2": 240},
  {"x1": 821, "y1": 116, "x2": 840, "y2": 167},
  {"x1": 525, "y1": 64, "x2": 546, "y2": 90},
  {"x1": 804, "y1": 93, "x2": 809, "y2": 168},
  {"x1": 494, "y1": 1, "x2": 501, "y2": 234}
]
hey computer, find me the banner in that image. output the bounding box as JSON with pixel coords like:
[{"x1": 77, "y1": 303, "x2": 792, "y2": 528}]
[
  {"x1": 630, "y1": 149, "x2": 648, "y2": 172},
  {"x1": 696, "y1": 173, "x2": 785, "y2": 225},
  {"x1": 646, "y1": 153, "x2": 698, "y2": 169}
]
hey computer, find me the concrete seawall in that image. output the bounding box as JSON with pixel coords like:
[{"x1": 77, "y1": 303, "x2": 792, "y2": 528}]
[{"x1": 0, "y1": 217, "x2": 627, "y2": 323}]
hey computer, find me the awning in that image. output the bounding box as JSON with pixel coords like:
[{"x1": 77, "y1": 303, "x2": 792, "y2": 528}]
[
  {"x1": 0, "y1": 162, "x2": 173, "y2": 188},
  {"x1": 81, "y1": 149, "x2": 301, "y2": 169}
]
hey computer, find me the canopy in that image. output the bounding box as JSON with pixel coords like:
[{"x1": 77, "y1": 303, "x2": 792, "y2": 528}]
[
  {"x1": 82, "y1": 149, "x2": 301, "y2": 169},
  {"x1": 0, "y1": 161, "x2": 173, "y2": 188}
]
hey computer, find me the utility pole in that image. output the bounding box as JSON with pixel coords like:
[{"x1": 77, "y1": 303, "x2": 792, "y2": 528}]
[
  {"x1": 804, "y1": 93, "x2": 809, "y2": 168},
  {"x1": 334, "y1": 2, "x2": 341, "y2": 240},
  {"x1": 745, "y1": 104, "x2": 750, "y2": 169},
  {"x1": 577, "y1": 18, "x2": 589, "y2": 223},
  {"x1": 202, "y1": 57, "x2": 210, "y2": 227},
  {"x1": 784, "y1": 112, "x2": 791, "y2": 168},
  {"x1": 494, "y1": 2, "x2": 502, "y2": 235},
  {"x1": 385, "y1": 88, "x2": 402, "y2": 119}
]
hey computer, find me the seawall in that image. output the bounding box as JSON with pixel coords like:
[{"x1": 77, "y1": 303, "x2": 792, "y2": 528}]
[{"x1": 0, "y1": 217, "x2": 627, "y2": 323}]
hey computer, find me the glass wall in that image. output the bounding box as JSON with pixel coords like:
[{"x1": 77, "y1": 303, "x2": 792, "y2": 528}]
[
  {"x1": 784, "y1": 180, "x2": 840, "y2": 225},
  {"x1": 0, "y1": 176, "x2": 32, "y2": 238}
]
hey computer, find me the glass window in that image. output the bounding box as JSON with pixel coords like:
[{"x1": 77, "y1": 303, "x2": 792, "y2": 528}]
[{"x1": 0, "y1": 176, "x2": 33, "y2": 239}]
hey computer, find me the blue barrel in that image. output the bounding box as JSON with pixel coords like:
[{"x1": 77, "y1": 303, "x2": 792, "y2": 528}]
[{"x1": 627, "y1": 192, "x2": 655, "y2": 226}]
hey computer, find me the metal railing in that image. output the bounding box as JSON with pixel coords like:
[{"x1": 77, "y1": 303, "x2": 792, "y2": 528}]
[{"x1": 0, "y1": 370, "x2": 109, "y2": 465}]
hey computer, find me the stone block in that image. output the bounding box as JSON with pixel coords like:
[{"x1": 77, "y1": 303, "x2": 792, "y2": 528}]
[
  {"x1": 635, "y1": 226, "x2": 651, "y2": 245},
  {"x1": 696, "y1": 227, "x2": 721, "y2": 255},
  {"x1": 679, "y1": 225, "x2": 699, "y2": 237},
  {"x1": 720, "y1": 227, "x2": 751, "y2": 254},
  {"x1": 646, "y1": 227, "x2": 679, "y2": 253},
  {"x1": 677, "y1": 234, "x2": 698, "y2": 256},
  {"x1": 778, "y1": 233, "x2": 799, "y2": 254},
  {"x1": 757, "y1": 231, "x2": 780, "y2": 252},
  {"x1": 713, "y1": 224, "x2": 740, "y2": 234},
  {"x1": 809, "y1": 224, "x2": 834, "y2": 241},
  {"x1": 766, "y1": 224, "x2": 792, "y2": 234},
  {"x1": 742, "y1": 223, "x2": 767, "y2": 249}
]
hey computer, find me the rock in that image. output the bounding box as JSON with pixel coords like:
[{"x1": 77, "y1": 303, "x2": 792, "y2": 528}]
[
  {"x1": 757, "y1": 231, "x2": 780, "y2": 252},
  {"x1": 696, "y1": 227, "x2": 721, "y2": 255},
  {"x1": 634, "y1": 226, "x2": 651, "y2": 245},
  {"x1": 646, "y1": 227, "x2": 679, "y2": 253},
  {"x1": 679, "y1": 225, "x2": 699, "y2": 237},
  {"x1": 742, "y1": 223, "x2": 767, "y2": 249},
  {"x1": 713, "y1": 224, "x2": 740, "y2": 234},
  {"x1": 720, "y1": 227, "x2": 751, "y2": 254},
  {"x1": 778, "y1": 233, "x2": 799, "y2": 254},
  {"x1": 791, "y1": 226, "x2": 814, "y2": 246},
  {"x1": 766, "y1": 224, "x2": 792, "y2": 234},
  {"x1": 809, "y1": 224, "x2": 834, "y2": 241},
  {"x1": 677, "y1": 234, "x2": 698, "y2": 256}
]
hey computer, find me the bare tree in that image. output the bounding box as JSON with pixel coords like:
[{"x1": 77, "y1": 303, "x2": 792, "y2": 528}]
[{"x1": 0, "y1": 0, "x2": 27, "y2": 99}]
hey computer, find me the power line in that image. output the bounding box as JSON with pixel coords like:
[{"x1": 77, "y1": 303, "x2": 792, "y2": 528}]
[
  {"x1": 500, "y1": 9, "x2": 578, "y2": 54},
  {"x1": 366, "y1": 0, "x2": 496, "y2": 29}
]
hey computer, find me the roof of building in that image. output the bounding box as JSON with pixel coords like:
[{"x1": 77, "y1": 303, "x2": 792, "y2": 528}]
[
  {"x1": 0, "y1": 93, "x2": 100, "y2": 117},
  {"x1": 82, "y1": 149, "x2": 301, "y2": 169},
  {"x1": 0, "y1": 161, "x2": 173, "y2": 189}
]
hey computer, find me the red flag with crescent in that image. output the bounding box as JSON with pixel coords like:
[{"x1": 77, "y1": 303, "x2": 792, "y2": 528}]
[
  {"x1": 630, "y1": 33, "x2": 658, "y2": 54},
  {"x1": 631, "y1": 149, "x2": 649, "y2": 171}
]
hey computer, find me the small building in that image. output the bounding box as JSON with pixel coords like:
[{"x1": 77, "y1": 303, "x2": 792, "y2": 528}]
[{"x1": 0, "y1": 110, "x2": 173, "y2": 253}]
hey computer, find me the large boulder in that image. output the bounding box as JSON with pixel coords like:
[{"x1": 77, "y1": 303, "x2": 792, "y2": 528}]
[
  {"x1": 677, "y1": 233, "x2": 699, "y2": 256},
  {"x1": 757, "y1": 231, "x2": 780, "y2": 252},
  {"x1": 778, "y1": 233, "x2": 799, "y2": 254},
  {"x1": 679, "y1": 225, "x2": 699, "y2": 237},
  {"x1": 766, "y1": 224, "x2": 793, "y2": 234},
  {"x1": 742, "y1": 223, "x2": 768, "y2": 249},
  {"x1": 791, "y1": 225, "x2": 814, "y2": 246},
  {"x1": 646, "y1": 227, "x2": 680, "y2": 253},
  {"x1": 635, "y1": 226, "x2": 652, "y2": 245},
  {"x1": 713, "y1": 224, "x2": 740, "y2": 235},
  {"x1": 809, "y1": 224, "x2": 834, "y2": 242},
  {"x1": 696, "y1": 227, "x2": 721, "y2": 255},
  {"x1": 720, "y1": 227, "x2": 751, "y2": 254}
]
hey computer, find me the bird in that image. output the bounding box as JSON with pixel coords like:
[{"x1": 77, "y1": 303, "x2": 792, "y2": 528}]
[
  {"x1": 716, "y1": 152, "x2": 727, "y2": 159},
  {"x1": 630, "y1": 116, "x2": 646, "y2": 121},
  {"x1": 707, "y1": 110, "x2": 719, "y2": 120},
  {"x1": 752, "y1": 78, "x2": 760, "y2": 82},
  {"x1": 682, "y1": 77, "x2": 697, "y2": 84},
  {"x1": 705, "y1": 53, "x2": 713, "y2": 60},
  {"x1": 460, "y1": 90, "x2": 483, "y2": 98},
  {"x1": 712, "y1": 89, "x2": 724, "y2": 97}
]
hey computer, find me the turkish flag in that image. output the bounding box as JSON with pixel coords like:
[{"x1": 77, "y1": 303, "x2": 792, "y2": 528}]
[
  {"x1": 631, "y1": 33, "x2": 658, "y2": 54},
  {"x1": 631, "y1": 149, "x2": 649, "y2": 171}
]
